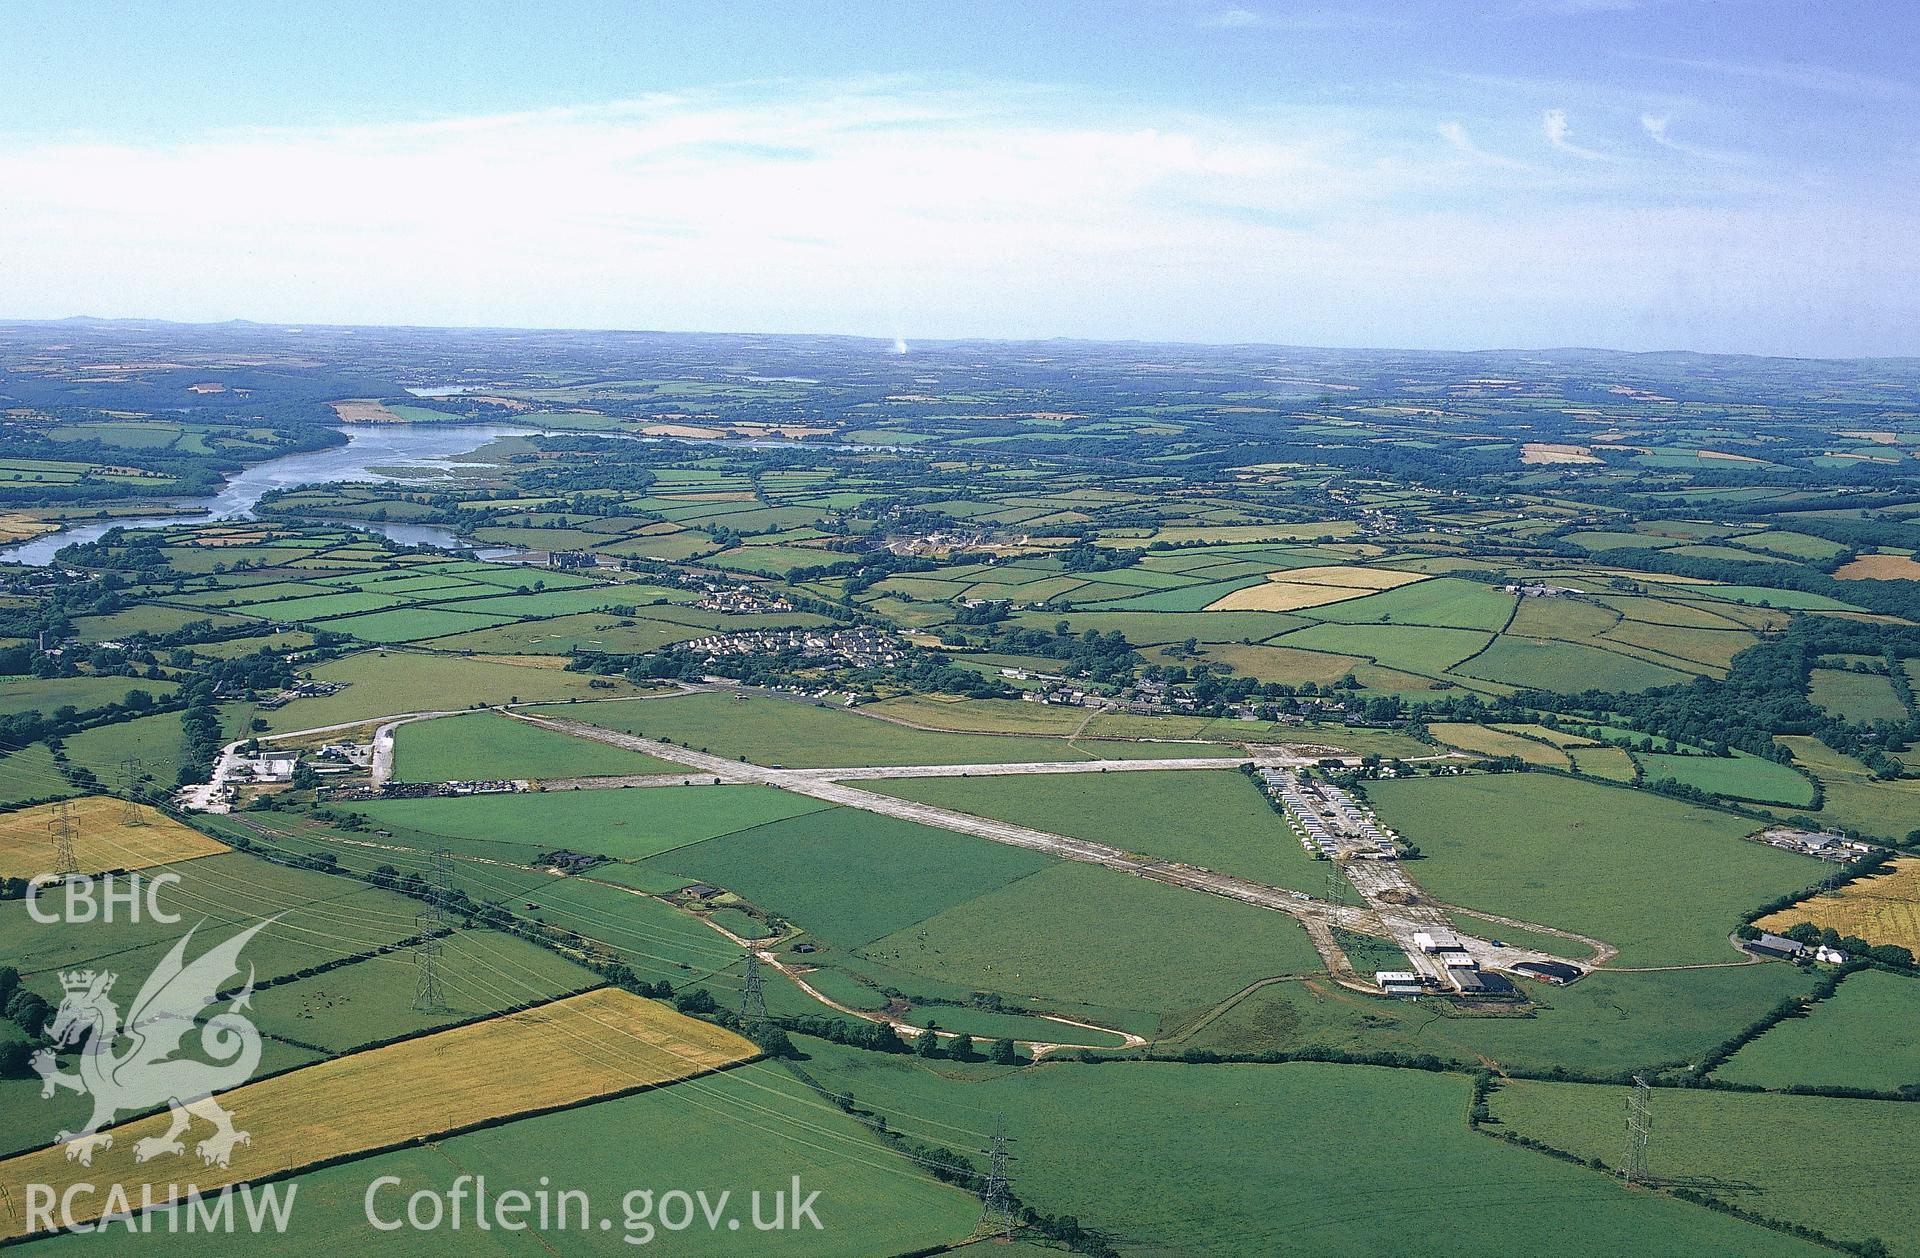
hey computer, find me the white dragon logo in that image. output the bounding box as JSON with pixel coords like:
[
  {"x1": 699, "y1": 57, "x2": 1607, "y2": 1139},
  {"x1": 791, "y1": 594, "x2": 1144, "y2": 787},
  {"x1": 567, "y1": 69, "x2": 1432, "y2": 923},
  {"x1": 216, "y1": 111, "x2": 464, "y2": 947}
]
[{"x1": 30, "y1": 917, "x2": 274, "y2": 1168}]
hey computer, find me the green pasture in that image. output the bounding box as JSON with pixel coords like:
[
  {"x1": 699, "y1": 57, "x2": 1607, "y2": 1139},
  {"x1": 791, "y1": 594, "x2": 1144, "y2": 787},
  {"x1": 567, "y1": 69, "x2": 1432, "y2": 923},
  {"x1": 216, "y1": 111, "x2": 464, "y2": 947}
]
[
  {"x1": 644, "y1": 807, "x2": 1054, "y2": 949},
  {"x1": 795, "y1": 1048, "x2": 1822, "y2": 1258},
  {"x1": 1368, "y1": 774, "x2": 1816, "y2": 966},
  {"x1": 1491, "y1": 1078, "x2": 1920, "y2": 1256},
  {"x1": 862, "y1": 769, "x2": 1327, "y2": 894},
  {"x1": 860, "y1": 861, "x2": 1325, "y2": 1036},
  {"x1": 1715, "y1": 968, "x2": 1920, "y2": 1093},
  {"x1": 391, "y1": 712, "x2": 686, "y2": 781}
]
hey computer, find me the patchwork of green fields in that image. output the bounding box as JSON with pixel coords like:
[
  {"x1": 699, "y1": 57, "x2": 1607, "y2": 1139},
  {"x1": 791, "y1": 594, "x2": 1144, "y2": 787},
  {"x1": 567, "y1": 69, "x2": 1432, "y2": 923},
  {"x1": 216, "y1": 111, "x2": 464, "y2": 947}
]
[
  {"x1": 859, "y1": 861, "x2": 1325, "y2": 1035},
  {"x1": 1191, "y1": 963, "x2": 1817, "y2": 1076},
  {"x1": 1778, "y1": 735, "x2": 1920, "y2": 839},
  {"x1": 0, "y1": 853, "x2": 426, "y2": 998},
  {"x1": 8, "y1": 334, "x2": 1920, "y2": 1257},
  {"x1": 40, "y1": 1062, "x2": 980, "y2": 1256},
  {"x1": 643, "y1": 807, "x2": 1056, "y2": 949},
  {"x1": 0, "y1": 674, "x2": 177, "y2": 717},
  {"x1": 1490, "y1": 1079, "x2": 1920, "y2": 1256},
  {"x1": 1810, "y1": 667, "x2": 1910, "y2": 723},
  {"x1": 1715, "y1": 969, "x2": 1920, "y2": 1092},
  {"x1": 354, "y1": 785, "x2": 831, "y2": 864},
  {"x1": 243, "y1": 927, "x2": 598, "y2": 1053},
  {"x1": 263, "y1": 651, "x2": 647, "y2": 731},
  {"x1": 392, "y1": 711, "x2": 687, "y2": 781},
  {"x1": 1634, "y1": 750, "x2": 1816, "y2": 805},
  {"x1": 1368, "y1": 774, "x2": 1818, "y2": 965},
  {"x1": 862, "y1": 769, "x2": 1328, "y2": 893},
  {"x1": 530, "y1": 691, "x2": 1137, "y2": 767},
  {"x1": 797, "y1": 1049, "x2": 1825, "y2": 1257}
]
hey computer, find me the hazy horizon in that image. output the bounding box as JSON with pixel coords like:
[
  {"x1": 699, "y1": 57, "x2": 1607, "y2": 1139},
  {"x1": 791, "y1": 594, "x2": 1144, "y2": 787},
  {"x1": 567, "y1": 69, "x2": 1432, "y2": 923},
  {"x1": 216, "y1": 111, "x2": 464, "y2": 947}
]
[{"x1": 8, "y1": 311, "x2": 1920, "y2": 366}]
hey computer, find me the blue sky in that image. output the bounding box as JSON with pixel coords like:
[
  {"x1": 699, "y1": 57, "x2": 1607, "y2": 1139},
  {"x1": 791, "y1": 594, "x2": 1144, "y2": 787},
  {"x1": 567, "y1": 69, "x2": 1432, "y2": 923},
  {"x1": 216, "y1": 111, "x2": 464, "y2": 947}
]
[{"x1": 1, "y1": 1, "x2": 1914, "y2": 355}]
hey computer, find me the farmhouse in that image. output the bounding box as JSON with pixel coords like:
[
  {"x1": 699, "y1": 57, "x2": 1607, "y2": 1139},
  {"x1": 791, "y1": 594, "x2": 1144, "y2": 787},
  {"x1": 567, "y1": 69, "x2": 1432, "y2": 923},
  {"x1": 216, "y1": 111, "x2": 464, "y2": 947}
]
[
  {"x1": 257, "y1": 679, "x2": 346, "y2": 710},
  {"x1": 318, "y1": 741, "x2": 373, "y2": 766},
  {"x1": 240, "y1": 754, "x2": 298, "y2": 782},
  {"x1": 1745, "y1": 933, "x2": 1808, "y2": 960},
  {"x1": 1756, "y1": 827, "x2": 1882, "y2": 862}
]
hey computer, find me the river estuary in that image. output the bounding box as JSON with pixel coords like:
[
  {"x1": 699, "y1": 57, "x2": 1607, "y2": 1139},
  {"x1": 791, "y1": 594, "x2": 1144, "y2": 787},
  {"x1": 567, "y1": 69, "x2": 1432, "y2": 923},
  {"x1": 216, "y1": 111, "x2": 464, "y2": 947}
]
[{"x1": 0, "y1": 423, "x2": 546, "y2": 565}]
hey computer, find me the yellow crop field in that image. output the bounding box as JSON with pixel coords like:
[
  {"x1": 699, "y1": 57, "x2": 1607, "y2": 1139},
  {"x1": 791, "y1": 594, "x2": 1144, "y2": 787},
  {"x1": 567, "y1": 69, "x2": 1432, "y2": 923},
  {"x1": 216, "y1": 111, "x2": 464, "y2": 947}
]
[
  {"x1": 1276, "y1": 564, "x2": 1427, "y2": 590},
  {"x1": 1205, "y1": 564, "x2": 1426, "y2": 611},
  {"x1": 1757, "y1": 858, "x2": 1920, "y2": 952},
  {"x1": 1834, "y1": 553, "x2": 1920, "y2": 581},
  {"x1": 1206, "y1": 580, "x2": 1374, "y2": 612},
  {"x1": 0, "y1": 988, "x2": 755, "y2": 1239},
  {"x1": 1520, "y1": 442, "x2": 1600, "y2": 465},
  {"x1": 0, "y1": 513, "x2": 57, "y2": 543},
  {"x1": 0, "y1": 797, "x2": 227, "y2": 878},
  {"x1": 329, "y1": 399, "x2": 404, "y2": 424}
]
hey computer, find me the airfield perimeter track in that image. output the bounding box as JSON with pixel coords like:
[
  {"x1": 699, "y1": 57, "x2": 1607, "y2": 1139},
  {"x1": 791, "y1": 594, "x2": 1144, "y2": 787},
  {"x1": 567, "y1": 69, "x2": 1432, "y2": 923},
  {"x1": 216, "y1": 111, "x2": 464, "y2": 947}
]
[{"x1": 507, "y1": 710, "x2": 1589, "y2": 982}]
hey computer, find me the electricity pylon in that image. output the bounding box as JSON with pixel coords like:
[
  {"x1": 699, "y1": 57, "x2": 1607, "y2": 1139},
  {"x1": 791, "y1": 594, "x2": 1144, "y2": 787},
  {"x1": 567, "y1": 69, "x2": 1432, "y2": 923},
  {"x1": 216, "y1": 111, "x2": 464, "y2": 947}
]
[
  {"x1": 979, "y1": 1117, "x2": 1014, "y2": 1240},
  {"x1": 741, "y1": 951, "x2": 768, "y2": 1025},
  {"x1": 49, "y1": 800, "x2": 77, "y2": 876},
  {"x1": 413, "y1": 850, "x2": 454, "y2": 1012},
  {"x1": 118, "y1": 757, "x2": 146, "y2": 825},
  {"x1": 1624, "y1": 1076, "x2": 1652, "y2": 1185}
]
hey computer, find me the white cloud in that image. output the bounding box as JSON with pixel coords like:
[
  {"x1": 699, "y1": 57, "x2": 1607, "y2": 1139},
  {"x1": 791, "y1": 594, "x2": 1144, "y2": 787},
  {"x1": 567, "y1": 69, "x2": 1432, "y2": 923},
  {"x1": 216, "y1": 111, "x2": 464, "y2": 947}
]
[
  {"x1": 1634, "y1": 55, "x2": 1917, "y2": 102},
  {"x1": 1437, "y1": 120, "x2": 1534, "y2": 170},
  {"x1": 1198, "y1": 5, "x2": 1406, "y2": 32},
  {"x1": 1204, "y1": 7, "x2": 1264, "y2": 28},
  {"x1": 1639, "y1": 111, "x2": 1746, "y2": 164},
  {"x1": 0, "y1": 79, "x2": 1906, "y2": 354},
  {"x1": 1542, "y1": 108, "x2": 1608, "y2": 159}
]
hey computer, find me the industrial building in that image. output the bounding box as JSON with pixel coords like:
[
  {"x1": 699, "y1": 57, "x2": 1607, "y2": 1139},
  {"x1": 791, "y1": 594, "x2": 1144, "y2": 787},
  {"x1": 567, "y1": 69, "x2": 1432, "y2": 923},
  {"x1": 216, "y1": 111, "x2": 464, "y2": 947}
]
[{"x1": 1451, "y1": 970, "x2": 1517, "y2": 996}]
